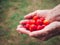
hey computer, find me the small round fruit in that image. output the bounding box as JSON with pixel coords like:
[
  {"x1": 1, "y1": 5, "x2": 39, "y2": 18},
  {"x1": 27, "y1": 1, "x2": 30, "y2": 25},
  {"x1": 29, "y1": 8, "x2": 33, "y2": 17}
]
[
  {"x1": 30, "y1": 20, "x2": 35, "y2": 24},
  {"x1": 42, "y1": 25, "x2": 45, "y2": 28},
  {"x1": 37, "y1": 25, "x2": 44, "y2": 30},
  {"x1": 40, "y1": 17, "x2": 45, "y2": 21},
  {"x1": 43, "y1": 20, "x2": 49, "y2": 25},
  {"x1": 25, "y1": 24, "x2": 30, "y2": 30},
  {"x1": 29, "y1": 24, "x2": 37, "y2": 32},
  {"x1": 33, "y1": 16, "x2": 40, "y2": 20},
  {"x1": 36, "y1": 19, "x2": 43, "y2": 25},
  {"x1": 26, "y1": 20, "x2": 30, "y2": 24}
]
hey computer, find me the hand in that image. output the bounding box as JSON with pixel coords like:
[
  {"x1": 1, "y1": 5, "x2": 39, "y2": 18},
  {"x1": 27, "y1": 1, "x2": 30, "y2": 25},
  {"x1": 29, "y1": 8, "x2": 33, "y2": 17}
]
[
  {"x1": 17, "y1": 10, "x2": 51, "y2": 34},
  {"x1": 16, "y1": 5, "x2": 60, "y2": 41}
]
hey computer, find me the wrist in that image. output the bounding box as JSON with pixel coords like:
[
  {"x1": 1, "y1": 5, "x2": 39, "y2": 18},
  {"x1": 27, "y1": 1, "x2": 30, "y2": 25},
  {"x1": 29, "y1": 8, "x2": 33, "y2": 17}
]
[
  {"x1": 49, "y1": 5, "x2": 60, "y2": 21},
  {"x1": 52, "y1": 4, "x2": 60, "y2": 17}
]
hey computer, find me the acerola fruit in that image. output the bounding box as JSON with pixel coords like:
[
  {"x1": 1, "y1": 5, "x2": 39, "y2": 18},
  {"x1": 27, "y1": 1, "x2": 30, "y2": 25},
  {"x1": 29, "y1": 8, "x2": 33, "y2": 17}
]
[
  {"x1": 30, "y1": 20, "x2": 35, "y2": 24},
  {"x1": 37, "y1": 25, "x2": 44, "y2": 30},
  {"x1": 33, "y1": 15, "x2": 40, "y2": 20},
  {"x1": 43, "y1": 20, "x2": 49, "y2": 25},
  {"x1": 25, "y1": 24, "x2": 30, "y2": 30},
  {"x1": 42, "y1": 25, "x2": 45, "y2": 28},
  {"x1": 26, "y1": 20, "x2": 30, "y2": 24},
  {"x1": 36, "y1": 19, "x2": 43, "y2": 25},
  {"x1": 23, "y1": 15, "x2": 50, "y2": 32},
  {"x1": 29, "y1": 24, "x2": 37, "y2": 32},
  {"x1": 40, "y1": 17, "x2": 45, "y2": 21}
]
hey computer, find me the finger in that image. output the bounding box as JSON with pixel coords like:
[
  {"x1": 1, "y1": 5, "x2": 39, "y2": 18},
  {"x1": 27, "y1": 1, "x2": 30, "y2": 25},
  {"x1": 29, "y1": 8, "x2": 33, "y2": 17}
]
[
  {"x1": 24, "y1": 11, "x2": 37, "y2": 19},
  {"x1": 17, "y1": 28, "x2": 31, "y2": 35},
  {"x1": 16, "y1": 25, "x2": 24, "y2": 34},
  {"x1": 17, "y1": 31, "x2": 23, "y2": 34},
  {"x1": 29, "y1": 30, "x2": 47, "y2": 38},
  {"x1": 24, "y1": 10, "x2": 50, "y2": 19},
  {"x1": 17, "y1": 25, "x2": 23, "y2": 28},
  {"x1": 16, "y1": 25, "x2": 31, "y2": 35},
  {"x1": 19, "y1": 20, "x2": 29, "y2": 25}
]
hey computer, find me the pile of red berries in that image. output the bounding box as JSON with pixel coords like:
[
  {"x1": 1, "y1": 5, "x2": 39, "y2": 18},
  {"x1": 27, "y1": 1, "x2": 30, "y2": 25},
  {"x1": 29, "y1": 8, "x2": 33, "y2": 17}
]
[{"x1": 24, "y1": 16, "x2": 49, "y2": 32}]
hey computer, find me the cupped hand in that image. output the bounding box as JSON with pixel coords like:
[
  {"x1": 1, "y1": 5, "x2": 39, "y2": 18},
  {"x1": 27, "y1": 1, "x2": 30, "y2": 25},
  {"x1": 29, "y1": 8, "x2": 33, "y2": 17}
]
[
  {"x1": 17, "y1": 10, "x2": 51, "y2": 34},
  {"x1": 16, "y1": 5, "x2": 60, "y2": 41}
]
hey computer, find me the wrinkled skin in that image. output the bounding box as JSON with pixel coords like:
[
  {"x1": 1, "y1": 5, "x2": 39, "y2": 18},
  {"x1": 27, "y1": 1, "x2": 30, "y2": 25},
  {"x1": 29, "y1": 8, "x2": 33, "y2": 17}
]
[{"x1": 16, "y1": 4, "x2": 60, "y2": 41}]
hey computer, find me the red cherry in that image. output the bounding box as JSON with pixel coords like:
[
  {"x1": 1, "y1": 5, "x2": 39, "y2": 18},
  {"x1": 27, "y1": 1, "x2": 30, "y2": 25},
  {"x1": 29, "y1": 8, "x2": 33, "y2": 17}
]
[
  {"x1": 33, "y1": 16, "x2": 40, "y2": 20},
  {"x1": 25, "y1": 24, "x2": 30, "y2": 30},
  {"x1": 29, "y1": 24, "x2": 37, "y2": 32},
  {"x1": 36, "y1": 19, "x2": 43, "y2": 25},
  {"x1": 43, "y1": 20, "x2": 49, "y2": 25},
  {"x1": 37, "y1": 25, "x2": 43, "y2": 30}
]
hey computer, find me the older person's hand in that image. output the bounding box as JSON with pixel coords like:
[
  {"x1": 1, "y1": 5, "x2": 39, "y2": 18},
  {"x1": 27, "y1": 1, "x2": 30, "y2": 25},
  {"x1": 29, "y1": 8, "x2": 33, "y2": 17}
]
[{"x1": 16, "y1": 4, "x2": 60, "y2": 41}]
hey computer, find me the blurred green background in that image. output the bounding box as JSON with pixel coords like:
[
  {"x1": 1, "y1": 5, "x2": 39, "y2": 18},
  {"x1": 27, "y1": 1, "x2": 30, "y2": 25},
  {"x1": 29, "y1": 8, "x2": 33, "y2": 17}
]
[{"x1": 0, "y1": 0, "x2": 60, "y2": 45}]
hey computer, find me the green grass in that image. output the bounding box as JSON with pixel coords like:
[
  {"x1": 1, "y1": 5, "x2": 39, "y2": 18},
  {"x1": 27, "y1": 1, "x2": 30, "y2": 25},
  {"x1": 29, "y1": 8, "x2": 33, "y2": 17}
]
[{"x1": 0, "y1": 0, "x2": 60, "y2": 45}]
